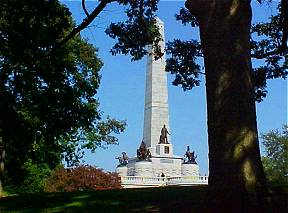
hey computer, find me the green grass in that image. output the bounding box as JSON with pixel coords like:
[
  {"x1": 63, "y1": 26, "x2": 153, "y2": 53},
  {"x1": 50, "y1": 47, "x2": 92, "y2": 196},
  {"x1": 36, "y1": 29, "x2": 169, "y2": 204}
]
[
  {"x1": 0, "y1": 186, "x2": 206, "y2": 213},
  {"x1": 0, "y1": 186, "x2": 287, "y2": 212}
]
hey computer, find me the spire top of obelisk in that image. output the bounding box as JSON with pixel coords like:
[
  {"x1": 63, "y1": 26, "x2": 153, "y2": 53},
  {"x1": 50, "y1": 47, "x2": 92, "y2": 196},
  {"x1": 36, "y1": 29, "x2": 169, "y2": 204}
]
[{"x1": 155, "y1": 17, "x2": 164, "y2": 25}]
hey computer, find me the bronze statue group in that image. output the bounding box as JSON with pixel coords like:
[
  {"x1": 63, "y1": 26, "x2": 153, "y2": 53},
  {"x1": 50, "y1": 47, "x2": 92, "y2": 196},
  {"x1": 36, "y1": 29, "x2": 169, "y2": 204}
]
[{"x1": 116, "y1": 125, "x2": 197, "y2": 166}]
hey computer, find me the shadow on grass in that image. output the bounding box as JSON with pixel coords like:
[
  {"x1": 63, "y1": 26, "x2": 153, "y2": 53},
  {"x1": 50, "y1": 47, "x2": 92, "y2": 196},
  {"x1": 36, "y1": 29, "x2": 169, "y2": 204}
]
[
  {"x1": 1, "y1": 185, "x2": 287, "y2": 212},
  {"x1": 0, "y1": 186, "x2": 207, "y2": 212}
]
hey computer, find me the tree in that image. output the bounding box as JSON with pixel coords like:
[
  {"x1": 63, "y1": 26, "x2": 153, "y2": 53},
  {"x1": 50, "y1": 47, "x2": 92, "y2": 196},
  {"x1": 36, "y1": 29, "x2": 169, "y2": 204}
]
[
  {"x1": 57, "y1": 0, "x2": 162, "y2": 61},
  {"x1": 261, "y1": 125, "x2": 288, "y2": 184},
  {"x1": 183, "y1": 1, "x2": 267, "y2": 210},
  {"x1": 165, "y1": 1, "x2": 286, "y2": 211},
  {"x1": 0, "y1": 0, "x2": 125, "y2": 193}
]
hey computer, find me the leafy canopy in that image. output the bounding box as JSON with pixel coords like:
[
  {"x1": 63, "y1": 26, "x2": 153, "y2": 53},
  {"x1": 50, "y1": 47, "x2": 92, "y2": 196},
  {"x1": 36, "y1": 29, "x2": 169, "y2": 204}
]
[
  {"x1": 165, "y1": 2, "x2": 287, "y2": 101},
  {"x1": 0, "y1": 0, "x2": 125, "y2": 187},
  {"x1": 261, "y1": 125, "x2": 288, "y2": 184},
  {"x1": 105, "y1": 0, "x2": 162, "y2": 61},
  {"x1": 58, "y1": 1, "x2": 286, "y2": 97}
]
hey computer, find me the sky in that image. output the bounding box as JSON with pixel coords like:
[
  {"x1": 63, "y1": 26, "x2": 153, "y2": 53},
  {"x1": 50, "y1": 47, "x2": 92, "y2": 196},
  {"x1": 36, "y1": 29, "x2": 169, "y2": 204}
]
[{"x1": 62, "y1": 0, "x2": 287, "y2": 175}]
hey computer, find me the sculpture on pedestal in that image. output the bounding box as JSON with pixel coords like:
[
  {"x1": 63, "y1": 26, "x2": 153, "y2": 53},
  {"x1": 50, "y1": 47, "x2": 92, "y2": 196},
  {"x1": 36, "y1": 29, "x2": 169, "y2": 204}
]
[
  {"x1": 116, "y1": 152, "x2": 129, "y2": 166},
  {"x1": 137, "y1": 141, "x2": 152, "y2": 160},
  {"x1": 184, "y1": 146, "x2": 197, "y2": 164},
  {"x1": 159, "y1": 124, "x2": 170, "y2": 144}
]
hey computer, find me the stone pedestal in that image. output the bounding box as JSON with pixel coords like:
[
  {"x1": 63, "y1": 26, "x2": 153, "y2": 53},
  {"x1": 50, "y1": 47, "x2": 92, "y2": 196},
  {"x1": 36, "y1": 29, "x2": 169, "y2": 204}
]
[
  {"x1": 116, "y1": 165, "x2": 128, "y2": 176},
  {"x1": 181, "y1": 163, "x2": 199, "y2": 176},
  {"x1": 148, "y1": 147, "x2": 156, "y2": 156},
  {"x1": 151, "y1": 157, "x2": 182, "y2": 177},
  {"x1": 156, "y1": 144, "x2": 173, "y2": 157},
  {"x1": 134, "y1": 161, "x2": 153, "y2": 177}
]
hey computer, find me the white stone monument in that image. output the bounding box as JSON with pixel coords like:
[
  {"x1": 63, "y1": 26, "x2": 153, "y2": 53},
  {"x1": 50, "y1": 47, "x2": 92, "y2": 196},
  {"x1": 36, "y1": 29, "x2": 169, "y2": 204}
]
[
  {"x1": 143, "y1": 17, "x2": 170, "y2": 156},
  {"x1": 116, "y1": 18, "x2": 207, "y2": 188}
]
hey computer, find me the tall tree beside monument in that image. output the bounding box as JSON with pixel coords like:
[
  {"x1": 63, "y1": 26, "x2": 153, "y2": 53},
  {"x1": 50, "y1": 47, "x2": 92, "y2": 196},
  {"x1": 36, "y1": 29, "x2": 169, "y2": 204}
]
[
  {"x1": 165, "y1": 0, "x2": 287, "y2": 210},
  {"x1": 184, "y1": 1, "x2": 267, "y2": 210}
]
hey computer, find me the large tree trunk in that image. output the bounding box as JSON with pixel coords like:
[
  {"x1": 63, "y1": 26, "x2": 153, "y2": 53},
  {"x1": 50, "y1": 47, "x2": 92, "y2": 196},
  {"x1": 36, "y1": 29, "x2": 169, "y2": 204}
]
[
  {"x1": 185, "y1": 0, "x2": 268, "y2": 211},
  {"x1": 0, "y1": 129, "x2": 4, "y2": 197}
]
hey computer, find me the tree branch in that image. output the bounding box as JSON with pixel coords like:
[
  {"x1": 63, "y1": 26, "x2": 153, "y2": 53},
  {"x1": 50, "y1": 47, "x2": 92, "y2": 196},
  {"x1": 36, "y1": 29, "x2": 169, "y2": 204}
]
[
  {"x1": 82, "y1": 0, "x2": 90, "y2": 17},
  {"x1": 55, "y1": 0, "x2": 116, "y2": 49},
  {"x1": 251, "y1": 0, "x2": 287, "y2": 59},
  {"x1": 197, "y1": 71, "x2": 206, "y2": 75},
  {"x1": 139, "y1": 0, "x2": 144, "y2": 16},
  {"x1": 251, "y1": 49, "x2": 285, "y2": 59},
  {"x1": 280, "y1": 0, "x2": 288, "y2": 51},
  {"x1": 185, "y1": 0, "x2": 209, "y2": 18}
]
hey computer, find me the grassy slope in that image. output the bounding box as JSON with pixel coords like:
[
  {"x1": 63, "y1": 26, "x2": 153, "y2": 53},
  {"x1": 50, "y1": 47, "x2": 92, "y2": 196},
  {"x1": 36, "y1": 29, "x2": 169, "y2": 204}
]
[
  {"x1": 1, "y1": 186, "x2": 206, "y2": 213},
  {"x1": 0, "y1": 186, "x2": 287, "y2": 212}
]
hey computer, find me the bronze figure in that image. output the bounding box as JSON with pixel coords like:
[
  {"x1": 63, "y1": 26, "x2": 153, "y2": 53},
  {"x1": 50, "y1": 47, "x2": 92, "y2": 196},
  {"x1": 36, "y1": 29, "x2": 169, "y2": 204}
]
[
  {"x1": 160, "y1": 124, "x2": 170, "y2": 144},
  {"x1": 137, "y1": 140, "x2": 152, "y2": 160},
  {"x1": 184, "y1": 145, "x2": 197, "y2": 164}
]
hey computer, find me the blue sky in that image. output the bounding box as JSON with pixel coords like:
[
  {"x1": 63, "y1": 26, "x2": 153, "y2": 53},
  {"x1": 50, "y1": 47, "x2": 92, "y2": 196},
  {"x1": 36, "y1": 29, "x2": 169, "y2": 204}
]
[{"x1": 62, "y1": 1, "x2": 287, "y2": 174}]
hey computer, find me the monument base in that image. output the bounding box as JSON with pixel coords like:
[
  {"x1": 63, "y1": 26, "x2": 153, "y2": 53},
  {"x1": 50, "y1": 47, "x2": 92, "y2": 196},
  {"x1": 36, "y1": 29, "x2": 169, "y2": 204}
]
[
  {"x1": 116, "y1": 165, "x2": 128, "y2": 177},
  {"x1": 117, "y1": 159, "x2": 208, "y2": 188},
  {"x1": 181, "y1": 163, "x2": 199, "y2": 176},
  {"x1": 122, "y1": 155, "x2": 182, "y2": 177}
]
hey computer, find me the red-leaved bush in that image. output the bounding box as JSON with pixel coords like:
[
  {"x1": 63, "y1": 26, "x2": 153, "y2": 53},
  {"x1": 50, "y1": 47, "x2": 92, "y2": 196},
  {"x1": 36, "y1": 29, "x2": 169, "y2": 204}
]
[{"x1": 44, "y1": 165, "x2": 121, "y2": 192}]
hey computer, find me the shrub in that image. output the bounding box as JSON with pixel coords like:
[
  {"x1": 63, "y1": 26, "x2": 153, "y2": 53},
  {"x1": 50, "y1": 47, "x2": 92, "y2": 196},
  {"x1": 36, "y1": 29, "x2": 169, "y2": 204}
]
[
  {"x1": 44, "y1": 165, "x2": 121, "y2": 192},
  {"x1": 5, "y1": 160, "x2": 52, "y2": 193},
  {"x1": 261, "y1": 125, "x2": 288, "y2": 185}
]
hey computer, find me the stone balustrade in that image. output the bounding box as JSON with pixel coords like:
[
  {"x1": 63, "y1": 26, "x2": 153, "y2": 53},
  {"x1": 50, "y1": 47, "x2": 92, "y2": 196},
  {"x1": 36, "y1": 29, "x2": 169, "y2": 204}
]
[{"x1": 120, "y1": 175, "x2": 208, "y2": 188}]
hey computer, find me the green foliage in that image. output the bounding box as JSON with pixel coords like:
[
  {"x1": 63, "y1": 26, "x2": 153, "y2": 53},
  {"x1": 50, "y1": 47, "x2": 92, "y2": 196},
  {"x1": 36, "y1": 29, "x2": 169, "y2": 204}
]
[
  {"x1": 251, "y1": 11, "x2": 288, "y2": 102},
  {"x1": 44, "y1": 165, "x2": 121, "y2": 192},
  {"x1": 166, "y1": 2, "x2": 287, "y2": 102},
  {"x1": 261, "y1": 125, "x2": 288, "y2": 184},
  {"x1": 4, "y1": 160, "x2": 51, "y2": 193},
  {"x1": 19, "y1": 160, "x2": 51, "y2": 193},
  {"x1": 0, "y1": 0, "x2": 125, "y2": 188},
  {"x1": 175, "y1": 8, "x2": 198, "y2": 27},
  {"x1": 166, "y1": 39, "x2": 202, "y2": 90},
  {"x1": 105, "y1": 0, "x2": 163, "y2": 61}
]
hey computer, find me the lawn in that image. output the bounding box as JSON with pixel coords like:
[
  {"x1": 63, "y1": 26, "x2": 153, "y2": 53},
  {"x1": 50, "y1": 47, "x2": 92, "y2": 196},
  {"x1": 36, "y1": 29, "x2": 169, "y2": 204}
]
[
  {"x1": 0, "y1": 186, "x2": 207, "y2": 212},
  {"x1": 0, "y1": 186, "x2": 287, "y2": 212}
]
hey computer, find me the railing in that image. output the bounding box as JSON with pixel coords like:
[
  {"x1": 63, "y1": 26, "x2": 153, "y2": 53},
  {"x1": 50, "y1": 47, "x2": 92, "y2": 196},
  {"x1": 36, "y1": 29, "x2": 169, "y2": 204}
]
[
  {"x1": 120, "y1": 175, "x2": 208, "y2": 188},
  {"x1": 120, "y1": 176, "x2": 167, "y2": 187},
  {"x1": 166, "y1": 175, "x2": 208, "y2": 186}
]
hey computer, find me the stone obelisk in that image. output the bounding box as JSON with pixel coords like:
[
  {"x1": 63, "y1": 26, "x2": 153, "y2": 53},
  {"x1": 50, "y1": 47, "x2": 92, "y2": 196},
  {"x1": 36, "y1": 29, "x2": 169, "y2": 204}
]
[{"x1": 143, "y1": 18, "x2": 170, "y2": 155}]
